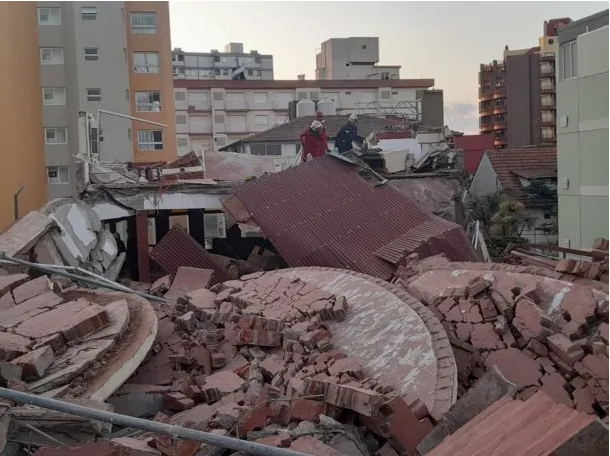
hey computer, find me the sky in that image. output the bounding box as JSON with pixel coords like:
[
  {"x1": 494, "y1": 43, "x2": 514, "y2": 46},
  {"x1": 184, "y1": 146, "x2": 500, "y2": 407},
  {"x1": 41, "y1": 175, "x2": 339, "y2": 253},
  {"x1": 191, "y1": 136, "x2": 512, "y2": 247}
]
[{"x1": 169, "y1": 1, "x2": 607, "y2": 133}]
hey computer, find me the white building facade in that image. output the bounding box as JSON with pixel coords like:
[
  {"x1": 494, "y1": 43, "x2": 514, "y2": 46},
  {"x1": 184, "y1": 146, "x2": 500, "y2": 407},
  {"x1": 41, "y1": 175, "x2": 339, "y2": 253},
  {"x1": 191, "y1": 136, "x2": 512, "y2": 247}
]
[{"x1": 173, "y1": 79, "x2": 435, "y2": 155}]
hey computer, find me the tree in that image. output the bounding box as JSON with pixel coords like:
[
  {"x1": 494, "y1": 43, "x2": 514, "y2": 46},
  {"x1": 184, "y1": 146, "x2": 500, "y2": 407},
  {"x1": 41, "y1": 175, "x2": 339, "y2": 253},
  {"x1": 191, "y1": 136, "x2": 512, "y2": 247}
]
[
  {"x1": 464, "y1": 192, "x2": 502, "y2": 228},
  {"x1": 523, "y1": 180, "x2": 558, "y2": 215},
  {"x1": 488, "y1": 200, "x2": 535, "y2": 238}
]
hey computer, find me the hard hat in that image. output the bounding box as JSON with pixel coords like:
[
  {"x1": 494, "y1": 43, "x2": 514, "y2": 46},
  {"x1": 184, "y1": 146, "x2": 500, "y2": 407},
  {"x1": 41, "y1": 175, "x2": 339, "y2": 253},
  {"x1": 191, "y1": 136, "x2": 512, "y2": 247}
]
[
  {"x1": 349, "y1": 113, "x2": 358, "y2": 122},
  {"x1": 311, "y1": 120, "x2": 323, "y2": 130}
]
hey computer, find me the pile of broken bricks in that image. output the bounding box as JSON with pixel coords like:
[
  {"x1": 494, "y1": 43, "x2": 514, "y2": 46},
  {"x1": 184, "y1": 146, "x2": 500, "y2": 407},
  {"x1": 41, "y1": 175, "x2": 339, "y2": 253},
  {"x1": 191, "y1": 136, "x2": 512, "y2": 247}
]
[
  {"x1": 104, "y1": 271, "x2": 436, "y2": 456},
  {"x1": 394, "y1": 253, "x2": 609, "y2": 422}
]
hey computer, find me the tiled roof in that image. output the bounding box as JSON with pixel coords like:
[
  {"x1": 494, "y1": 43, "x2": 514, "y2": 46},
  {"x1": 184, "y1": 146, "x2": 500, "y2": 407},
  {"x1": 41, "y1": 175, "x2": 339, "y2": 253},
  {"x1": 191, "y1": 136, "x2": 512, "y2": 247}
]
[
  {"x1": 222, "y1": 156, "x2": 477, "y2": 280},
  {"x1": 174, "y1": 79, "x2": 435, "y2": 90},
  {"x1": 483, "y1": 147, "x2": 557, "y2": 202},
  {"x1": 219, "y1": 115, "x2": 393, "y2": 148},
  {"x1": 426, "y1": 391, "x2": 596, "y2": 456}
]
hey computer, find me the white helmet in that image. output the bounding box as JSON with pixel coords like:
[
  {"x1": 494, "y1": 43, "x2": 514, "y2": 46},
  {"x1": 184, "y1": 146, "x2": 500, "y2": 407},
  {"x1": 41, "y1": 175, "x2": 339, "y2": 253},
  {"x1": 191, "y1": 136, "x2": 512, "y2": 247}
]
[
  {"x1": 349, "y1": 113, "x2": 358, "y2": 123},
  {"x1": 311, "y1": 120, "x2": 323, "y2": 130}
]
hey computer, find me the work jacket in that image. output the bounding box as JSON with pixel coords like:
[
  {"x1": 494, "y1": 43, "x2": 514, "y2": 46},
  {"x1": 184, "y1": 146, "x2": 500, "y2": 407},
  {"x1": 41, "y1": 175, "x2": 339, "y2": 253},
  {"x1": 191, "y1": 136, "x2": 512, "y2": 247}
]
[
  {"x1": 334, "y1": 122, "x2": 363, "y2": 153},
  {"x1": 300, "y1": 128, "x2": 327, "y2": 161}
]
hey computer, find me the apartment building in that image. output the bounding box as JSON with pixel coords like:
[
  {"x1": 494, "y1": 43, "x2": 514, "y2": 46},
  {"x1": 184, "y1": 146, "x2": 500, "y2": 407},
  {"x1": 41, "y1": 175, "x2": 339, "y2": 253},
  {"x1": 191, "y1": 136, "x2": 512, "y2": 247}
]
[
  {"x1": 172, "y1": 43, "x2": 274, "y2": 81},
  {"x1": 0, "y1": 3, "x2": 48, "y2": 230},
  {"x1": 557, "y1": 10, "x2": 609, "y2": 251},
  {"x1": 173, "y1": 79, "x2": 437, "y2": 155},
  {"x1": 478, "y1": 18, "x2": 571, "y2": 149},
  {"x1": 315, "y1": 37, "x2": 401, "y2": 80},
  {"x1": 37, "y1": 1, "x2": 176, "y2": 199}
]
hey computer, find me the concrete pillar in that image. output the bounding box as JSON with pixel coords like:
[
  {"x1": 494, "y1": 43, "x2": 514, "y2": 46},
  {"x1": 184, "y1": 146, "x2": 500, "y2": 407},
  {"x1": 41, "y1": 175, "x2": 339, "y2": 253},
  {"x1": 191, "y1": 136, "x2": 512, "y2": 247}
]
[
  {"x1": 188, "y1": 209, "x2": 205, "y2": 246},
  {"x1": 135, "y1": 211, "x2": 150, "y2": 283}
]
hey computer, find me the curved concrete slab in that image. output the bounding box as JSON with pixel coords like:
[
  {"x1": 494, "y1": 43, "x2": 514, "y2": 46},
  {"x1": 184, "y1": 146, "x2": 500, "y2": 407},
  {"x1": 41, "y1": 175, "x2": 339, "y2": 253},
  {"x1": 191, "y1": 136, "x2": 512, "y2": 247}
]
[{"x1": 267, "y1": 267, "x2": 457, "y2": 419}]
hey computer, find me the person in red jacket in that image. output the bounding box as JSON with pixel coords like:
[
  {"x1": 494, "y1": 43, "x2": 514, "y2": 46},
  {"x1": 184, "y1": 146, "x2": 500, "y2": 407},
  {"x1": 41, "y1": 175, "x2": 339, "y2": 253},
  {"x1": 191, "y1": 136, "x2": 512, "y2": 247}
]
[
  {"x1": 316, "y1": 111, "x2": 329, "y2": 152},
  {"x1": 300, "y1": 120, "x2": 327, "y2": 162}
]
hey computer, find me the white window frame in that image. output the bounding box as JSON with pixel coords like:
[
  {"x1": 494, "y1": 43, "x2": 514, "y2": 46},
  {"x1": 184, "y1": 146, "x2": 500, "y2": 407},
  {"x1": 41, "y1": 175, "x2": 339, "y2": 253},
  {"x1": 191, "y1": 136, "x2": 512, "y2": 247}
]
[
  {"x1": 254, "y1": 115, "x2": 269, "y2": 126},
  {"x1": 42, "y1": 88, "x2": 66, "y2": 106},
  {"x1": 137, "y1": 130, "x2": 164, "y2": 151},
  {"x1": 40, "y1": 47, "x2": 64, "y2": 65},
  {"x1": 135, "y1": 91, "x2": 161, "y2": 112},
  {"x1": 133, "y1": 52, "x2": 160, "y2": 73},
  {"x1": 84, "y1": 47, "x2": 99, "y2": 61},
  {"x1": 47, "y1": 166, "x2": 70, "y2": 185},
  {"x1": 38, "y1": 7, "x2": 61, "y2": 25},
  {"x1": 44, "y1": 127, "x2": 68, "y2": 145},
  {"x1": 80, "y1": 6, "x2": 97, "y2": 20},
  {"x1": 561, "y1": 40, "x2": 578, "y2": 80},
  {"x1": 86, "y1": 88, "x2": 102, "y2": 102},
  {"x1": 131, "y1": 12, "x2": 157, "y2": 34}
]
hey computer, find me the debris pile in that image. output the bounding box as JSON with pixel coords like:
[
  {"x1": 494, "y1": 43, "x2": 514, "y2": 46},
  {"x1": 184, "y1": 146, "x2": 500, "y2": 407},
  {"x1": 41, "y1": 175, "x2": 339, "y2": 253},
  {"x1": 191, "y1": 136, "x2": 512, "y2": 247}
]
[
  {"x1": 394, "y1": 253, "x2": 609, "y2": 421},
  {"x1": 0, "y1": 199, "x2": 125, "y2": 281},
  {"x1": 110, "y1": 270, "x2": 442, "y2": 456}
]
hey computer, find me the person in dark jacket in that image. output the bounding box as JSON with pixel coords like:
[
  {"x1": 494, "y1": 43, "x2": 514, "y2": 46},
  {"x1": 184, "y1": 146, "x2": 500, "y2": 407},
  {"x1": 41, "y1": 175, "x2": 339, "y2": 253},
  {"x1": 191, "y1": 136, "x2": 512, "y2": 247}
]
[
  {"x1": 334, "y1": 114, "x2": 364, "y2": 153},
  {"x1": 300, "y1": 120, "x2": 327, "y2": 162}
]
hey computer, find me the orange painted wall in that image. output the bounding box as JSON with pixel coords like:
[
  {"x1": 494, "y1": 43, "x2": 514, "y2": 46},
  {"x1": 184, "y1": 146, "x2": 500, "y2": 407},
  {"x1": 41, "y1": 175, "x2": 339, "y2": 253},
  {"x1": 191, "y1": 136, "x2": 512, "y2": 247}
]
[
  {"x1": 125, "y1": 1, "x2": 176, "y2": 163},
  {"x1": 0, "y1": 3, "x2": 47, "y2": 230}
]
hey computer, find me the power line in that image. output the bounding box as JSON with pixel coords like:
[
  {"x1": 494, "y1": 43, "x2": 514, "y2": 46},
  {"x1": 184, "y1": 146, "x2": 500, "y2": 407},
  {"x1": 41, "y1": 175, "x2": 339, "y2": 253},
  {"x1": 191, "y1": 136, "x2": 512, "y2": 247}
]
[{"x1": 205, "y1": 2, "x2": 230, "y2": 41}]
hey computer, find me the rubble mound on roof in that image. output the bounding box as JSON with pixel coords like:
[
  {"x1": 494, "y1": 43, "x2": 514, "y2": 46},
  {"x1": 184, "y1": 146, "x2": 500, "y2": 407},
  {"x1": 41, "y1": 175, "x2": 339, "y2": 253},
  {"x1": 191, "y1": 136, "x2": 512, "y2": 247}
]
[
  {"x1": 393, "y1": 253, "x2": 610, "y2": 420},
  {"x1": 0, "y1": 272, "x2": 156, "y2": 401},
  {"x1": 109, "y1": 268, "x2": 456, "y2": 455}
]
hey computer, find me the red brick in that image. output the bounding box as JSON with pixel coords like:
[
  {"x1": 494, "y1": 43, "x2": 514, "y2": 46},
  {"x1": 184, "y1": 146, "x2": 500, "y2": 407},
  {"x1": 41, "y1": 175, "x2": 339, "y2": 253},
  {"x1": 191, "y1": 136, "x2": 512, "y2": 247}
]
[
  {"x1": 237, "y1": 402, "x2": 271, "y2": 436},
  {"x1": 163, "y1": 392, "x2": 195, "y2": 411},
  {"x1": 12, "y1": 345, "x2": 54, "y2": 380},
  {"x1": 0, "y1": 332, "x2": 31, "y2": 361},
  {"x1": 290, "y1": 399, "x2": 326, "y2": 422},
  {"x1": 561, "y1": 286, "x2": 598, "y2": 326},
  {"x1": 188, "y1": 346, "x2": 212, "y2": 375},
  {"x1": 485, "y1": 348, "x2": 542, "y2": 388},
  {"x1": 110, "y1": 437, "x2": 162, "y2": 455},
  {"x1": 512, "y1": 297, "x2": 551, "y2": 341},
  {"x1": 0, "y1": 274, "x2": 29, "y2": 297},
  {"x1": 0, "y1": 292, "x2": 64, "y2": 329},
  {"x1": 255, "y1": 435, "x2": 292, "y2": 448},
  {"x1": 581, "y1": 354, "x2": 609, "y2": 380},
  {"x1": 572, "y1": 385, "x2": 596, "y2": 414},
  {"x1": 470, "y1": 323, "x2": 504, "y2": 350},
  {"x1": 327, "y1": 357, "x2": 364, "y2": 379},
  {"x1": 526, "y1": 339, "x2": 548, "y2": 358},
  {"x1": 384, "y1": 396, "x2": 429, "y2": 455},
  {"x1": 12, "y1": 277, "x2": 50, "y2": 304},
  {"x1": 540, "y1": 372, "x2": 573, "y2": 407},
  {"x1": 478, "y1": 296, "x2": 498, "y2": 321},
  {"x1": 324, "y1": 382, "x2": 383, "y2": 417},
  {"x1": 290, "y1": 436, "x2": 346, "y2": 456},
  {"x1": 546, "y1": 333, "x2": 585, "y2": 366}
]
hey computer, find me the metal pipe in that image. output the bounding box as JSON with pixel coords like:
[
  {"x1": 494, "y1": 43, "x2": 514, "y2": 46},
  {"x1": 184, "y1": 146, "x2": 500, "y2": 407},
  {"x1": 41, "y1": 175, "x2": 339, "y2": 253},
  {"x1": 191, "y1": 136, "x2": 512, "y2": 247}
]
[
  {"x1": 0, "y1": 253, "x2": 167, "y2": 304},
  {"x1": 0, "y1": 388, "x2": 310, "y2": 456},
  {"x1": 13, "y1": 186, "x2": 25, "y2": 221}
]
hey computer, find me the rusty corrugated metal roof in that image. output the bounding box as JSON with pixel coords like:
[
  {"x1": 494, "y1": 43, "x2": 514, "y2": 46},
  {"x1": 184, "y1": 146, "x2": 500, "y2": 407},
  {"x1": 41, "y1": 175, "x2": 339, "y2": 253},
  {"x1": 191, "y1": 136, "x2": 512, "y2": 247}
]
[
  {"x1": 224, "y1": 156, "x2": 477, "y2": 280},
  {"x1": 150, "y1": 226, "x2": 230, "y2": 285},
  {"x1": 426, "y1": 391, "x2": 596, "y2": 456}
]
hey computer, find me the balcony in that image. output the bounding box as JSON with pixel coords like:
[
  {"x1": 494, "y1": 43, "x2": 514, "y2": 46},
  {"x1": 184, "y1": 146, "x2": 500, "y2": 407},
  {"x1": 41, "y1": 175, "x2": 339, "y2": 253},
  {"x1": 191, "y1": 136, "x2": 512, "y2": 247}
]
[
  {"x1": 479, "y1": 88, "x2": 494, "y2": 101},
  {"x1": 540, "y1": 64, "x2": 555, "y2": 76},
  {"x1": 541, "y1": 98, "x2": 556, "y2": 109},
  {"x1": 494, "y1": 105, "x2": 507, "y2": 114},
  {"x1": 540, "y1": 83, "x2": 556, "y2": 94},
  {"x1": 480, "y1": 123, "x2": 494, "y2": 133},
  {"x1": 480, "y1": 106, "x2": 494, "y2": 116},
  {"x1": 540, "y1": 117, "x2": 556, "y2": 126},
  {"x1": 494, "y1": 137, "x2": 507, "y2": 147},
  {"x1": 493, "y1": 89, "x2": 507, "y2": 99},
  {"x1": 493, "y1": 121, "x2": 507, "y2": 130},
  {"x1": 540, "y1": 52, "x2": 555, "y2": 61}
]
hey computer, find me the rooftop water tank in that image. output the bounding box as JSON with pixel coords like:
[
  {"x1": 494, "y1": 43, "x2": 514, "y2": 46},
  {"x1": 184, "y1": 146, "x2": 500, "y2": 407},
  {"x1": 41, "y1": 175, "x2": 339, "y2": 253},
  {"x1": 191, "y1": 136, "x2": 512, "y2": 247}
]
[
  {"x1": 317, "y1": 98, "x2": 336, "y2": 116},
  {"x1": 296, "y1": 99, "x2": 315, "y2": 118}
]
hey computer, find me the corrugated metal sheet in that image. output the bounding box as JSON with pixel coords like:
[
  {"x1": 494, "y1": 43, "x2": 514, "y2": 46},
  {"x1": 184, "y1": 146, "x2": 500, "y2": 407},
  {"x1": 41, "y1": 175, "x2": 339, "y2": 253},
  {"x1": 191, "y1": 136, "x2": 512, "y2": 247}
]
[
  {"x1": 224, "y1": 156, "x2": 477, "y2": 280},
  {"x1": 150, "y1": 226, "x2": 230, "y2": 285},
  {"x1": 426, "y1": 391, "x2": 596, "y2": 456}
]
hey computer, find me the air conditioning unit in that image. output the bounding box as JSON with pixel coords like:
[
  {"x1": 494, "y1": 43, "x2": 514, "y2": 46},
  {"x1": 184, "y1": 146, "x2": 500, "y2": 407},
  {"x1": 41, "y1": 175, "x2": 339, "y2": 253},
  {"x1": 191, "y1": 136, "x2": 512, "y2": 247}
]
[{"x1": 204, "y1": 213, "x2": 226, "y2": 239}]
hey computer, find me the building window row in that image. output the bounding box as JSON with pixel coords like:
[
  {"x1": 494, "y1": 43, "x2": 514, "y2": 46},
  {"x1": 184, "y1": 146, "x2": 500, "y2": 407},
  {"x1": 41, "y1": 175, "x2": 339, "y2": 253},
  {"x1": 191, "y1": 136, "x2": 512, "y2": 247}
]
[
  {"x1": 45, "y1": 127, "x2": 68, "y2": 145},
  {"x1": 134, "y1": 52, "x2": 160, "y2": 73},
  {"x1": 136, "y1": 91, "x2": 161, "y2": 112},
  {"x1": 138, "y1": 130, "x2": 164, "y2": 151},
  {"x1": 38, "y1": 7, "x2": 61, "y2": 25},
  {"x1": 42, "y1": 88, "x2": 66, "y2": 105},
  {"x1": 40, "y1": 47, "x2": 64, "y2": 65},
  {"x1": 47, "y1": 166, "x2": 70, "y2": 185},
  {"x1": 561, "y1": 40, "x2": 578, "y2": 80},
  {"x1": 131, "y1": 12, "x2": 157, "y2": 34}
]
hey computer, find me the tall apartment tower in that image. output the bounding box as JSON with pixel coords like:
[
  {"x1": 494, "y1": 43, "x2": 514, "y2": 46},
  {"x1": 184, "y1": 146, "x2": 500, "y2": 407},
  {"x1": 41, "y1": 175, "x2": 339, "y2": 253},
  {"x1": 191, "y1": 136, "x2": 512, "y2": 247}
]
[
  {"x1": 315, "y1": 37, "x2": 401, "y2": 80},
  {"x1": 0, "y1": 3, "x2": 48, "y2": 230},
  {"x1": 37, "y1": 1, "x2": 176, "y2": 199},
  {"x1": 478, "y1": 18, "x2": 571, "y2": 149},
  {"x1": 172, "y1": 43, "x2": 274, "y2": 81}
]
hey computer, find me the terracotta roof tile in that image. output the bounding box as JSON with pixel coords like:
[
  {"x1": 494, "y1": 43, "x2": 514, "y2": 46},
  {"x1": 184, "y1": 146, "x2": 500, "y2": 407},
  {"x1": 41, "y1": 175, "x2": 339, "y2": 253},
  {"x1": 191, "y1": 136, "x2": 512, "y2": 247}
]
[
  {"x1": 223, "y1": 156, "x2": 477, "y2": 280},
  {"x1": 483, "y1": 148, "x2": 557, "y2": 202}
]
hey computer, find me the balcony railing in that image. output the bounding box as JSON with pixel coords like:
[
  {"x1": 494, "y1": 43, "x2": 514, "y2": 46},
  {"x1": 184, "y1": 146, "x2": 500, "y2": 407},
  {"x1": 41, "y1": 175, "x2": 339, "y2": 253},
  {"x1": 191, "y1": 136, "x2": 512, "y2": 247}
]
[
  {"x1": 493, "y1": 89, "x2": 507, "y2": 99},
  {"x1": 479, "y1": 88, "x2": 494, "y2": 100}
]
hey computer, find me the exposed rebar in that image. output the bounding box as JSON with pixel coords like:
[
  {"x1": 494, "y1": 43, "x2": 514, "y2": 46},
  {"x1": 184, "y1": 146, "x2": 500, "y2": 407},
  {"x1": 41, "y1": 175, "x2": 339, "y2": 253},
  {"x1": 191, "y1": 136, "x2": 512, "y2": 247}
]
[{"x1": 0, "y1": 388, "x2": 310, "y2": 456}]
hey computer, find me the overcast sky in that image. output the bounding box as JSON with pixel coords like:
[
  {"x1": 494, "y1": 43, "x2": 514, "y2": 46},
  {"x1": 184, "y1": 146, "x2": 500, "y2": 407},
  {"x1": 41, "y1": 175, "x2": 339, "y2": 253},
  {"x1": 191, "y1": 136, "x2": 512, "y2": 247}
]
[{"x1": 170, "y1": 1, "x2": 607, "y2": 133}]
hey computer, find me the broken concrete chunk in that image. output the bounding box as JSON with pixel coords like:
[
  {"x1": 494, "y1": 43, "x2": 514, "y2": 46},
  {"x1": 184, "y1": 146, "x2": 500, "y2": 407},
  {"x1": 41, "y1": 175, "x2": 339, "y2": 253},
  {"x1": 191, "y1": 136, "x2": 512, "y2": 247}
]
[
  {"x1": 0, "y1": 332, "x2": 31, "y2": 361},
  {"x1": 12, "y1": 345, "x2": 54, "y2": 380},
  {"x1": 11, "y1": 276, "x2": 51, "y2": 304}
]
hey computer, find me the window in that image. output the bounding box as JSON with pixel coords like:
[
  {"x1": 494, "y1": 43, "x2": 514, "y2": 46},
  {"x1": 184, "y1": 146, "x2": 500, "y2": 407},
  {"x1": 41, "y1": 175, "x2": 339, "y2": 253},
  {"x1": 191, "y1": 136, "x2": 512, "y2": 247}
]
[
  {"x1": 131, "y1": 12, "x2": 157, "y2": 34},
  {"x1": 40, "y1": 48, "x2": 63, "y2": 65},
  {"x1": 345, "y1": 91, "x2": 352, "y2": 95},
  {"x1": 247, "y1": 69, "x2": 254, "y2": 76},
  {"x1": 380, "y1": 91, "x2": 391, "y2": 100},
  {"x1": 222, "y1": 69, "x2": 229, "y2": 76},
  {"x1": 256, "y1": 70, "x2": 262, "y2": 77},
  {"x1": 133, "y1": 52, "x2": 159, "y2": 73},
  {"x1": 214, "y1": 114, "x2": 224, "y2": 124},
  {"x1": 42, "y1": 88, "x2": 66, "y2": 105},
  {"x1": 561, "y1": 40, "x2": 577, "y2": 79},
  {"x1": 175, "y1": 91, "x2": 186, "y2": 101},
  {"x1": 254, "y1": 56, "x2": 261, "y2": 64},
  {"x1": 250, "y1": 144, "x2": 281, "y2": 156},
  {"x1": 214, "y1": 69, "x2": 221, "y2": 75},
  {"x1": 81, "y1": 7, "x2": 97, "y2": 20},
  {"x1": 253, "y1": 92, "x2": 268, "y2": 104},
  {"x1": 45, "y1": 127, "x2": 68, "y2": 145},
  {"x1": 47, "y1": 166, "x2": 70, "y2": 184},
  {"x1": 84, "y1": 47, "x2": 99, "y2": 61},
  {"x1": 381, "y1": 72, "x2": 390, "y2": 80},
  {"x1": 176, "y1": 114, "x2": 187, "y2": 124},
  {"x1": 86, "y1": 88, "x2": 102, "y2": 101},
  {"x1": 138, "y1": 130, "x2": 163, "y2": 150},
  {"x1": 221, "y1": 56, "x2": 228, "y2": 63},
  {"x1": 135, "y1": 91, "x2": 161, "y2": 112},
  {"x1": 213, "y1": 92, "x2": 224, "y2": 101},
  {"x1": 177, "y1": 138, "x2": 188, "y2": 147},
  {"x1": 38, "y1": 7, "x2": 61, "y2": 25},
  {"x1": 254, "y1": 115, "x2": 269, "y2": 126},
  {"x1": 213, "y1": 55, "x2": 220, "y2": 63}
]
